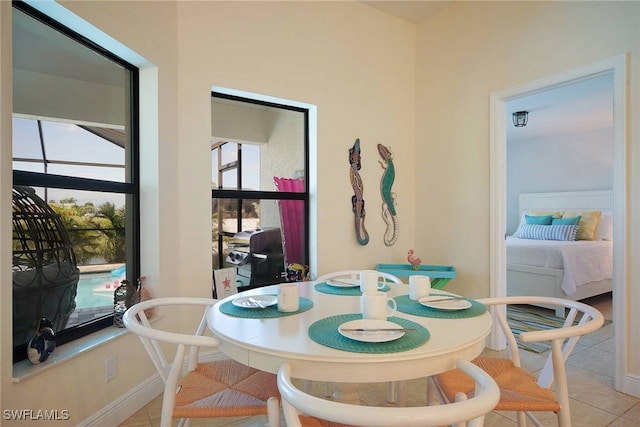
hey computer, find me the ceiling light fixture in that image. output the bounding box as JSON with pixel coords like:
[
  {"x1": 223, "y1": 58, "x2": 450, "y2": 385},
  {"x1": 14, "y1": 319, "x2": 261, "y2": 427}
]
[{"x1": 512, "y1": 111, "x2": 529, "y2": 127}]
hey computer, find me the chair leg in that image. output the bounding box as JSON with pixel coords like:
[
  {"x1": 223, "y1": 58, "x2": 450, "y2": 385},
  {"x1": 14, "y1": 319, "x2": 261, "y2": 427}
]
[
  {"x1": 467, "y1": 417, "x2": 485, "y2": 427},
  {"x1": 557, "y1": 409, "x2": 571, "y2": 427},
  {"x1": 303, "y1": 380, "x2": 332, "y2": 397},
  {"x1": 266, "y1": 396, "x2": 280, "y2": 427},
  {"x1": 387, "y1": 381, "x2": 396, "y2": 403},
  {"x1": 160, "y1": 398, "x2": 174, "y2": 427},
  {"x1": 324, "y1": 381, "x2": 332, "y2": 397},
  {"x1": 332, "y1": 383, "x2": 360, "y2": 403},
  {"x1": 453, "y1": 391, "x2": 468, "y2": 427},
  {"x1": 551, "y1": 339, "x2": 572, "y2": 427},
  {"x1": 386, "y1": 380, "x2": 407, "y2": 405},
  {"x1": 516, "y1": 410, "x2": 527, "y2": 426},
  {"x1": 426, "y1": 376, "x2": 444, "y2": 406},
  {"x1": 398, "y1": 381, "x2": 406, "y2": 405},
  {"x1": 525, "y1": 411, "x2": 544, "y2": 427}
]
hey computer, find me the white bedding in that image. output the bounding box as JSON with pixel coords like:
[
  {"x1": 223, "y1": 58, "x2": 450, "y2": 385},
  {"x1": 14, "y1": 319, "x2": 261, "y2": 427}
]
[{"x1": 506, "y1": 236, "x2": 613, "y2": 295}]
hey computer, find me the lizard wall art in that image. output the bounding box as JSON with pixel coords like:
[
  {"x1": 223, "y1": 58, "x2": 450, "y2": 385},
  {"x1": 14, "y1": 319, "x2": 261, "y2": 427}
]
[
  {"x1": 378, "y1": 143, "x2": 398, "y2": 246},
  {"x1": 349, "y1": 138, "x2": 369, "y2": 245}
]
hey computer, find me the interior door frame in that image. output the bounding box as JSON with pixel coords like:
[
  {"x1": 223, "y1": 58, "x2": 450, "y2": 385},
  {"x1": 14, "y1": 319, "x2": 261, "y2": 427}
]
[{"x1": 489, "y1": 54, "x2": 627, "y2": 391}]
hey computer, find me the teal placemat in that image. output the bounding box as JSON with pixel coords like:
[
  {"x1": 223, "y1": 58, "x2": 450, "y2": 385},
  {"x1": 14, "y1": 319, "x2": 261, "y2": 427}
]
[
  {"x1": 219, "y1": 295, "x2": 313, "y2": 318},
  {"x1": 308, "y1": 314, "x2": 429, "y2": 353},
  {"x1": 314, "y1": 282, "x2": 391, "y2": 296},
  {"x1": 394, "y1": 294, "x2": 486, "y2": 319}
]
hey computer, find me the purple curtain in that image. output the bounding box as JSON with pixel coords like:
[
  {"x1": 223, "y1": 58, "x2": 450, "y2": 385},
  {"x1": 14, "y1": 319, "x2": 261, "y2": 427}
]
[{"x1": 274, "y1": 177, "x2": 304, "y2": 265}]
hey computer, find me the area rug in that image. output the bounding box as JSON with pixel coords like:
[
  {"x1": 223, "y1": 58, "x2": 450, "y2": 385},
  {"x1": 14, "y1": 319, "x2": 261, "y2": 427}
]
[{"x1": 506, "y1": 305, "x2": 611, "y2": 354}]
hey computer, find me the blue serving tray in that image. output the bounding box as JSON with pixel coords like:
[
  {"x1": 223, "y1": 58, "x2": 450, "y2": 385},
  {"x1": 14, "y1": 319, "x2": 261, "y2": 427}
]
[{"x1": 375, "y1": 264, "x2": 456, "y2": 290}]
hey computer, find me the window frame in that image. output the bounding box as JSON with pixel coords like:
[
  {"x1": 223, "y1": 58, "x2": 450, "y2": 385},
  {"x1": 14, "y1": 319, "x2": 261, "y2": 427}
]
[
  {"x1": 211, "y1": 91, "x2": 310, "y2": 280},
  {"x1": 12, "y1": 1, "x2": 140, "y2": 362}
]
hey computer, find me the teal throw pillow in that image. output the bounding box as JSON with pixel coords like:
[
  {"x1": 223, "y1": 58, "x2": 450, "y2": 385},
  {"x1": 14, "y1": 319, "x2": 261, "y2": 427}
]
[
  {"x1": 552, "y1": 215, "x2": 581, "y2": 225},
  {"x1": 525, "y1": 214, "x2": 553, "y2": 225}
]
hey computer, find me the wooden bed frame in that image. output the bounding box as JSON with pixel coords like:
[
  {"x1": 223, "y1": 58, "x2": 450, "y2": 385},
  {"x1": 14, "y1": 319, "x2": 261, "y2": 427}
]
[{"x1": 507, "y1": 190, "x2": 613, "y2": 316}]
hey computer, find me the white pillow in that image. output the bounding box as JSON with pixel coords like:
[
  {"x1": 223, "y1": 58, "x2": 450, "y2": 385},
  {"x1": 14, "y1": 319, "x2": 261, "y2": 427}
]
[
  {"x1": 561, "y1": 209, "x2": 613, "y2": 240},
  {"x1": 596, "y1": 212, "x2": 613, "y2": 240}
]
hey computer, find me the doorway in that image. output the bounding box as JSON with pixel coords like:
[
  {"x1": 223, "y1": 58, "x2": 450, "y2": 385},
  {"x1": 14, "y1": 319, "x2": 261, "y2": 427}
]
[{"x1": 489, "y1": 55, "x2": 627, "y2": 392}]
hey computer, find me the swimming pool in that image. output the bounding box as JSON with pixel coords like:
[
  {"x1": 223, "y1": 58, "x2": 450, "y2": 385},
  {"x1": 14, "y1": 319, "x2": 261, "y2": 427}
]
[{"x1": 75, "y1": 271, "x2": 121, "y2": 309}]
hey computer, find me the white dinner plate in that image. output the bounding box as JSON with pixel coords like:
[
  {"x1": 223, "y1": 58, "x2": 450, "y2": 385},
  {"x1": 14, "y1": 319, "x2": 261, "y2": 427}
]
[
  {"x1": 338, "y1": 319, "x2": 405, "y2": 343},
  {"x1": 419, "y1": 295, "x2": 472, "y2": 311},
  {"x1": 232, "y1": 295, "x2": 278, "y2": 309},
  {"x1": 325, "y1": 278, "x2": 360, "y2": 288}
]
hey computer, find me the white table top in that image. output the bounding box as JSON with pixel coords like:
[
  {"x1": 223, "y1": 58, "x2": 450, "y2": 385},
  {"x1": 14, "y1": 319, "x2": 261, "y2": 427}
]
[{"x1": 207, "y1": 281, "x2": 492, "y2": 383}]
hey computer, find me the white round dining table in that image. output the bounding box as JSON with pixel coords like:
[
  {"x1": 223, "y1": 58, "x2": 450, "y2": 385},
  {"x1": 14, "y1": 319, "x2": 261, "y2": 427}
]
[{"x1": 206, "y1": 281, "x2": 492, "y2": 384}]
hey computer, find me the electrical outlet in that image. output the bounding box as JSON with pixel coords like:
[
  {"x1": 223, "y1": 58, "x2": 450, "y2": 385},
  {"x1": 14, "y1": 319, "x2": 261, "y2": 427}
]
[{"x1": 105, "y1": 355, "x2": 117, "y2": 382}]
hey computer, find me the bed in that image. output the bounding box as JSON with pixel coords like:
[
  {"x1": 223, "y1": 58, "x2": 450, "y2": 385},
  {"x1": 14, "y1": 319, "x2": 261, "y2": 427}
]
[{"x1": 506, "y1": 190, "x2": 613, "y2": 316}]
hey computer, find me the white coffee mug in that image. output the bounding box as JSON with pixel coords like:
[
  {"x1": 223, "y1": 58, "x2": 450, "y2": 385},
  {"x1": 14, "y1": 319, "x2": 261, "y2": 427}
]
[
  {"x1": 361, "y1": 291, "x2": 397, "y2": 320},
  {"x1": 359, "y1": 270, "x2": 386, "y2": 293},
  {"x1": 277, "y1": 283, "x2": 299, "y2": 312},
  {"x1": 409, "y1": 275, "x2": 431, "y2": 300}
]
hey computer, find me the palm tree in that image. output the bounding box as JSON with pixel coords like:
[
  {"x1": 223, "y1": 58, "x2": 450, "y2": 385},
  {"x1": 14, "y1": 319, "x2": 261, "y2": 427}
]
[{"x1": 96, "y1": 202, "x2": 126, "y2": 263}]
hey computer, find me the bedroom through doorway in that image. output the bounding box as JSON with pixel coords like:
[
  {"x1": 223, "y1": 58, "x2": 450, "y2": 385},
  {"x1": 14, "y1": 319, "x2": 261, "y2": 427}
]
[
  {"x1": 489, "y1": 55, "x2": 627, "y2": 392},
  {"x1": 504, "y1": 71, "x2": 614, "y2": 315}
]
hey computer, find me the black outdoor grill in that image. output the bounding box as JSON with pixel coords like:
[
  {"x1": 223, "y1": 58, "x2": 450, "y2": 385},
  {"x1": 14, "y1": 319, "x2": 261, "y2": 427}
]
[{"x1": 226, "y1": 228, "x2": 286, "y2": 288}]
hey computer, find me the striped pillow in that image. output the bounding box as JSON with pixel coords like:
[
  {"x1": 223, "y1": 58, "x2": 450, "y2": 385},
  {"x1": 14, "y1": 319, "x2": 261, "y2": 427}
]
[{"x1": 517, "y1": 224, "x2": 579, "y2": 241}]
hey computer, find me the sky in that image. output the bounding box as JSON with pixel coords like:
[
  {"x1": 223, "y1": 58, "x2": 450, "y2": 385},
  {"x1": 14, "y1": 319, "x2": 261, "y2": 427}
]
[
  {"x1": 212, "y1": 141, "x2": 260, "y2": 190},
  {"x1": 13, "y1": 117, "x2": 126, "y2": 206},
  {"x1": 14, "y1": 116, "x2": 262, "y2": 206}
]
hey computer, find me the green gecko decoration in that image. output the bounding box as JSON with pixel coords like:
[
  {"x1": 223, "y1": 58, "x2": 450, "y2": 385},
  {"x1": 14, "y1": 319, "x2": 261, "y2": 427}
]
[
  {"x1": 378, "y1": 143, "x2": 398, "y2": 246},
  {"x1": 349, "y1": 139, "x2": 369, "y2": 245}
]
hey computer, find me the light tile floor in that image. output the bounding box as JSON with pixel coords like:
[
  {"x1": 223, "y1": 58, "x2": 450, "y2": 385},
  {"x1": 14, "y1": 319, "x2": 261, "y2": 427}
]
[{"x1": 119, "y1": 294, "x2": 640, "y2": 426}]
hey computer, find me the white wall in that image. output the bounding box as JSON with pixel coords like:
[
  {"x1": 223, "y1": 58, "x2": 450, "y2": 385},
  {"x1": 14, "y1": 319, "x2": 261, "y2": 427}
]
[
  {"x1": 415, "y1": 0, "x2": 639, "y2": 384},
  {"x1": 13, "y1": 69, "x2": 125, "y2": 126},
  {"x1": 260, "y1": 109, "x2": 305, "y2": 229},
  {"x1": 174, "y1": 0, "x2": 416, "y2": 285},
  {"x1": 211, "y1": 100, "x2": 271, "y2": 144},
  {"x1": 1, "y1": 1, "x2": 638, "y2": 423},
  {"x1": 0, "y1": 1, "x2": 416, "y2": 424},
  {"x1": 506, "y1": 127, "x2": 614, "y2": 234},
  {"x1": 1, "y1": 0, "x2": 180, "y2": 423}
]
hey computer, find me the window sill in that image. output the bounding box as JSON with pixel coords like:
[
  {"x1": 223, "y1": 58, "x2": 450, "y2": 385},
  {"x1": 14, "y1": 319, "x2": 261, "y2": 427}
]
[{"x1": 12, "y1": 325, "x2": 129, "y2": 383}]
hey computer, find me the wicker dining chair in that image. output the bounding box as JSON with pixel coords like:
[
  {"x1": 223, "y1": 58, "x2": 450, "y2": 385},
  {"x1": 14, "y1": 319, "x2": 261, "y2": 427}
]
[
  {"x1": 123, "y1": 297, "x2": 280, "y2": 427},
  {"x1": 278, "y1": 359, "x2": 499, "y2": 427},
  {"x1": 315, "y1": 270, "x2": 405, "y2": 402},
  {"x1": 430, "y1": 296, "x2": 604, "y2": 427}
]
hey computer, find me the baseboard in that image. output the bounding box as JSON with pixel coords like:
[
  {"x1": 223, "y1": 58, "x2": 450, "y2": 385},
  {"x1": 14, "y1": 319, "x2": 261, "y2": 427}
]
[
  {"x1": 625, "y1": 373, "x2": 640, "y2": 398},
  {"x1": 78, "y1": 374, "x2": 163, "y2": 427},
  {"x1": 78, "y1": 350, "x2": 228, "y2": 427}
]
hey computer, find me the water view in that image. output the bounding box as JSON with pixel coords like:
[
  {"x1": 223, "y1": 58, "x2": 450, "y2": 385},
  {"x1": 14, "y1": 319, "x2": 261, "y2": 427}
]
[{"x1": 65, "y1": 266, "x2": 125, "y2": 328}]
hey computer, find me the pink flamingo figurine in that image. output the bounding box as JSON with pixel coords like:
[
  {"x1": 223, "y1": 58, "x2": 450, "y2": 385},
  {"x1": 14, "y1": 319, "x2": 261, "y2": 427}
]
[{"x1": 407, "y1": 249, "x2": 422, "y2": 270}]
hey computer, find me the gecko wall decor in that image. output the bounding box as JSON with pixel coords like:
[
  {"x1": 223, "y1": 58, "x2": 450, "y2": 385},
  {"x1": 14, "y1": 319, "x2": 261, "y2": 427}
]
[
  {"x1": 349, "y1": 138, "x2": 369, "y2": 245},
  {"x1": 378, "y1": 143, "x2": 398, "y2": 246}
]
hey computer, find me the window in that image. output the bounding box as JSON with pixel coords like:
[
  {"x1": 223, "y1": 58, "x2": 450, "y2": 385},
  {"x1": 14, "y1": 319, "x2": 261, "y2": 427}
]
[
  {"x1": 12, "y1": 2, "x2": 139, "y2": 362},
  {"x1": 211, "y1": 92, "x2": 309, "y2": 291}
]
